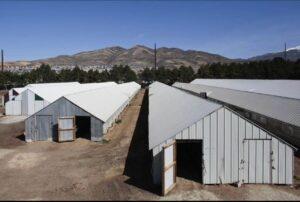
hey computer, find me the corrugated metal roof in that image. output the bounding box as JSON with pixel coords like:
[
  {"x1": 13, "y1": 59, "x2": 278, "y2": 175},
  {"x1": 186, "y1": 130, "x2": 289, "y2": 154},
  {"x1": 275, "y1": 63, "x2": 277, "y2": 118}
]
[
  {"x1": 173, "y1": 82, "x2": 300, "y2": 127},
  {"x1": 27, "y1": 82, "x2": 117, "y2": 103},
  {"x1": 191, "y1": 79, "x2": 300, "y2": 99},
  {"x1": 64, "y1": 82, "x2": 140, "y2": 122},
  {"x1": 149, "y1": 82, "x2": 222, "y2": 150}
]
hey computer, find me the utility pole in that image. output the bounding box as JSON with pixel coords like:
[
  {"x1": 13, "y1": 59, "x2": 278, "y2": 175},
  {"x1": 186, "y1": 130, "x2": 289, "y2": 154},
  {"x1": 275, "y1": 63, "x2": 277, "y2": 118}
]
[
  {"x1": 154, "y1": 43, "x2": 157, "y2": 70},
  {"x1": 284, "y1": 42, "x2": 287, "y2": 61},
  {"x1": 1, "y1": 49, "x2": 3, "y2": 72}
]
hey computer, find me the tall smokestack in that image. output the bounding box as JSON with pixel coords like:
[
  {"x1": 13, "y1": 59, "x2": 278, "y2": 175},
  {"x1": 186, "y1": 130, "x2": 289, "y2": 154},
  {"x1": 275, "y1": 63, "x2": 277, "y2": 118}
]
[
  {"x1": 1, "y1": 49, "x2": 3, "y2": 72},
  {"x1": 154, "y1": 43, "x2": 157, "y2": 69}
]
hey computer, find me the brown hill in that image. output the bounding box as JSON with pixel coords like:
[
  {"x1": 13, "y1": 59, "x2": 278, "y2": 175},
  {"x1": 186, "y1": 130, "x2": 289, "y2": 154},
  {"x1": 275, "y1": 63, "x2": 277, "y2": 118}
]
[{"x1": 5, "y1": 45, "x2": 232, "y2": 69}]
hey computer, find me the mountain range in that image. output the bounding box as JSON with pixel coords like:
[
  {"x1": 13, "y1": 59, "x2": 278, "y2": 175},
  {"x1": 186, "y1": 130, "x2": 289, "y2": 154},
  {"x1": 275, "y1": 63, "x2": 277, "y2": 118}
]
[
  {"x1": 5, "y1": 45, "x2": 300, "y2": 69},
  {"x1": 249, "y1": 46, "x2": 300, "y2": 61}
]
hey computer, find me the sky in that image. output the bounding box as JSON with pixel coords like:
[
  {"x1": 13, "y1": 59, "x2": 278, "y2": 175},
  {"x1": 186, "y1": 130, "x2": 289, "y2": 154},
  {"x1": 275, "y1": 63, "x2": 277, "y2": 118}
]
[{"x1": 1, "y1": 0, "x2": 300, "y2": 61}]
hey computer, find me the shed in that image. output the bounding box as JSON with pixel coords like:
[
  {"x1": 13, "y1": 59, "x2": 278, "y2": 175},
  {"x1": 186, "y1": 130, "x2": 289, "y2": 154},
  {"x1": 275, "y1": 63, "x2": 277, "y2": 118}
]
[
  {"x1": 149, "y1": 82, "x2": 295, "y2": 195},
  {"x1": 5, "y1": 82, "x2": 117, "y2": 116},
  {"x1": 25, "y1": 82, "x2": 140, "y2": 142},
  {"x1": 173, "y1": 81, "x2": 300, "y2": 148}
]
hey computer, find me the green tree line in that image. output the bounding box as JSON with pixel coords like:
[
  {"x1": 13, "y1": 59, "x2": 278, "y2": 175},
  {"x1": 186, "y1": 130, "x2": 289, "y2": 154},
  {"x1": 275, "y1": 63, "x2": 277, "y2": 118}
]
[{"x1": 0, "y1": 57, "x2": 299, "y2": 89}]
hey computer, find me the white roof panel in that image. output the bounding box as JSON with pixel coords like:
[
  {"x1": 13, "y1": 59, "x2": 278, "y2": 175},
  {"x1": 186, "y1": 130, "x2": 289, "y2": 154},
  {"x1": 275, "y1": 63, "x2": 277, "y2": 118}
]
[
  {"x1": 64, "y1": 85, "x2": 130, "y2": 122},
  {"x1": 149, "y1": 82, "x2": 222, "y2": 150},
  {"x1": 116, "y1": 82, "x2": 141, "y2": 98},
  {"x1": 191, "y1": 79, "x2": 300, "y2": 99},
  {"x1": 27, "y1": 82, "x2": 117, "y2": 103},
  {"x1": 174, "y1": 82, "x2": 300, "y2": 127},
  {"x1": 25, "y1": 82, "x2": 80, "y2": 88}
]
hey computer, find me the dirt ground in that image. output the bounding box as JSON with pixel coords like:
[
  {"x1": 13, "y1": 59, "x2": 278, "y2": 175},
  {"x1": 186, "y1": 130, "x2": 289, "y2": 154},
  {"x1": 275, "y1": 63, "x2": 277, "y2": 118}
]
[{"x1": 0, "y1": 89, "x2": 299, "y2": 200}]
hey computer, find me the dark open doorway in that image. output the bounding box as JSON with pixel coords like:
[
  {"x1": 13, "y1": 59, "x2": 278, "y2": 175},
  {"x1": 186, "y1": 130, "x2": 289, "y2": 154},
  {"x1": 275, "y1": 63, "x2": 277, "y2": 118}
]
[
  {"x1": 75, "y1": 116, "x2": 91, "y2": 140},
  {"x1": 176, "y1": 140, "x2": 203, "y2": 183}
]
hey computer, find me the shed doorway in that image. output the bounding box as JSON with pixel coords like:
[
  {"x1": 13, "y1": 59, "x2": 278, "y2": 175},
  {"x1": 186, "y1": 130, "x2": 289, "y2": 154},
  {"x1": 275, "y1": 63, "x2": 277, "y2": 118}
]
[
  {"x1": 176, "y1": 140, "x2": 203, "y2": 183},
  {"x1": 75, "y1": 116, "x2": 91, "y2": 140}
]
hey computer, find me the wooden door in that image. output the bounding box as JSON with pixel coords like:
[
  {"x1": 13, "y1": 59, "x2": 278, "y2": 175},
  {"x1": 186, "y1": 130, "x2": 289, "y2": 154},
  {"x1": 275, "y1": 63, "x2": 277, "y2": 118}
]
[
  {"x1": 58, "y1": 117, "x2": 76, "y2": 142},
  {"x1": 162, "y1": 140, "x2": 177, "y2": 195}
]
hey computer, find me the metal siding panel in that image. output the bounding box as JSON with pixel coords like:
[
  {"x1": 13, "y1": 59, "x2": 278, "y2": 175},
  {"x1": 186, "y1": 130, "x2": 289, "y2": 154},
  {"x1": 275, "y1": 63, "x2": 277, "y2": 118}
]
[
  {"x1": 256, "y1": 141, "x2": 263, "y2": 183},
  {"x1": 259, "y1": 130, "x2": 267, "y2": 139},
  {"x1": 203, "y1": 116, "x2": 210, "y2": 184},
  {"x1": 248, "y1": 140, "x2": 256, "y2": 183},
  {"x1": 246, "y1": 122, "x2": 252, "y2": 139},
  {"x1": 36, "y1": 115, "x2": 52, "y2": 141},
  {"x1": 224, "y1": 109, "x2": 231, "y2": 183},
  {"x1": 253, "y1": 126, "x2": 259, "y2": 139},
  {"x1": 182, "y1": 128, "x2": 189, "y2": 139},
  {"x1": 27, "y1": 91, "x2": 35, "y2": 115},
  {"x1": 263, "y1": 140, "x2": 271, "y2": 183},
  {"x1": 285, "y1": 146, "x2": 293, "y2": 184},
  {"x1": 190, "y1": 123, "x2": 196, "y2": 139},
  {"x1": 278, "y1": 141, "x2": 286, "y2": 184},
  {"x1": 210, "y1": 112, "x2": 217, "y2": 183},
  {"x1": 272, "y1": 138, "x2": 279, "y2": 184},
  {"x1": 34, "y1": 101, "x2": 44, "y2": 113},
  {"x1": 196, "y1": 119, "x2": 203, "y2": 139},
  {"x1": 217, "y1": 108, "x2": 225, "y2": 184},
  {"x1": 175, "y1": 131, "x2": 182, "y2": 140},
  {"x1": 231, "y1": 113, "x2": 239, "y2": 183},
  {"x1": 238, "y1": 118, "x2": 246, "y2": 183},
  {"x1": 21, "y1": 91, "x2": 28, "y2": 115},
  {"x1": 243, "y1": 140, "x2": 249, "y2": 183}
]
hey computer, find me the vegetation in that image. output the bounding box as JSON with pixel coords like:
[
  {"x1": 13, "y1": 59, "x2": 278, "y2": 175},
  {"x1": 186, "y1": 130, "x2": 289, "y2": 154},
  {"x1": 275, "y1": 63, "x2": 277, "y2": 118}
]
[{"x1": 0, "y1": 57, "x2": 299, "y2": 89}]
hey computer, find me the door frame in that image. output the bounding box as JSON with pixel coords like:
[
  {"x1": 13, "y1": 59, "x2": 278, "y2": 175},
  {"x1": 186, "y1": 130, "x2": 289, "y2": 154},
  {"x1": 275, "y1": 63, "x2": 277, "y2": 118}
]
[{"x1": 162, "y1": 140, "x2": 177, "y2": 196}]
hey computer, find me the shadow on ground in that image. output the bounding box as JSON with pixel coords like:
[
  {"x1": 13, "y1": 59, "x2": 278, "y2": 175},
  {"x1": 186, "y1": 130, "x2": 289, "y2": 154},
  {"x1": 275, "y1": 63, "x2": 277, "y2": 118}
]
[
  {"x1": 16, "y1": 134, "x2": 25, "y2": 141},
  {"x1": 123, "y1": 89, "x2": 160, "y2": 195}
]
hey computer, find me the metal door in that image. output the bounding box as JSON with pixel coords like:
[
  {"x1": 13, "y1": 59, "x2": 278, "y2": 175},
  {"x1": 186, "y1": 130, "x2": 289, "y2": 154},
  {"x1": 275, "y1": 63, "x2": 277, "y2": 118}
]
[{"x1": 243, "y1": 139, "x2": 272, "y2": 184}]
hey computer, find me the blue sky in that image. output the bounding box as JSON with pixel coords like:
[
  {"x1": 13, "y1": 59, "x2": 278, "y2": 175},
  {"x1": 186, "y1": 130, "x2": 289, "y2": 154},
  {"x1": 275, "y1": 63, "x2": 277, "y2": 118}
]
[{"x1": 1, "y1": 0, "x2": 300, "y2": 61}]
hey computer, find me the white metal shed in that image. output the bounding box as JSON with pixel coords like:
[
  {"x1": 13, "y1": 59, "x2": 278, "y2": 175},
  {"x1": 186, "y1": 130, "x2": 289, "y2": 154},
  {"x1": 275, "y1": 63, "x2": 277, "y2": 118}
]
[
  {"x1": 25, "y1": 82, "x2": 141, "y2": 142},
  {"x1": 149, "y1": 82, "x2": 295, "y2": 195},
  {"x1": 5, "y1": 82, "x2": 117, "y2": 116}
]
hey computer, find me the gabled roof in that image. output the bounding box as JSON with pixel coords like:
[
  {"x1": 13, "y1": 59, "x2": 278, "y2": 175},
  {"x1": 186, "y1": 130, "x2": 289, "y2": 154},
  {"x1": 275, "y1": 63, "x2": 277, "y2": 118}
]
[
  {"x1": 64, "y1": 85, "x2": 131, "y2": 122},
  {"x1": 12, "y1": 87, "x2": 26, "y2": 94},
  {"x1": 173, "y1": 82, "x2": 300, "y2": 127},
  {"x1": 27, "y1": 82, "x2": 117, "y2": 103},
  {"x1": 191, "y1": 79, "x2": 300, "y2": 99},
  {"x1": 148, "y1": 82, "x2": 222, "y2": 150}
]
